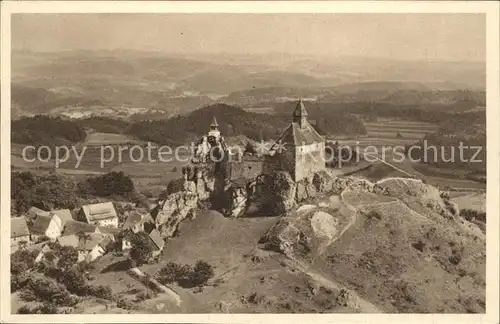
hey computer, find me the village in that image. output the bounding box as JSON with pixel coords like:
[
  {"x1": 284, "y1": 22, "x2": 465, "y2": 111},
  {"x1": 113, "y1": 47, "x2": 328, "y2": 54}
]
[{"x1": 10, "y1": 201, "x2": 165, "y2": 265}]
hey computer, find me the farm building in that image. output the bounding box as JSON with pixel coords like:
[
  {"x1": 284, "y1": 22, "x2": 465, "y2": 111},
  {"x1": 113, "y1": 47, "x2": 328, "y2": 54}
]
[
  {"x1": 11, "y1": 216, "x2": 31, "y2": 252},
  {"x1": 77, "y1": 202, "x2": 119, "y2": 228},
  {"x1": 25, "y1": 206, "x2": 51, "y2": 219}
]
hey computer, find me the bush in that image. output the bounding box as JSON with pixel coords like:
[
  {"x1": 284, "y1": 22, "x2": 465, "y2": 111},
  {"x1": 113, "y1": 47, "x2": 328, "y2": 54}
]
[
  {"x1": 77, "y1": 171, "x2": 134, "y2": 197},
  {"x1": 24, "y1": 276, "x2": 78, "y2": 307},
  {"x1": 18, "y1": 303, "x2": 59, "y2": 314},
  {"x1": 116, "y1": 297, "x2": 135, "y2": 310},
  {"x1": 189, "y1": 261, "x2": 215, "y2": 287},
  {"x1": 156, "y1": 260, "x2": 214, "y2": 288},
  {"x1": 89, "y1": 285, "x2": 114, "y2": 300}
]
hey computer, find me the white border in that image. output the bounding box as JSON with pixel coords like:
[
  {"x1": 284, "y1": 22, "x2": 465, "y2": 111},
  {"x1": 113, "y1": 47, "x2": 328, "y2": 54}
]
[{"x1": 1, "y1": 2, "x2": 499, "y2": 324}]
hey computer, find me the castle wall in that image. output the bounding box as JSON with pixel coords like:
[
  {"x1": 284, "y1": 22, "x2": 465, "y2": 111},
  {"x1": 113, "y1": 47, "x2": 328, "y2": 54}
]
[{"x1": 229, "y1": 160, "x2": 265, "y2": 181}]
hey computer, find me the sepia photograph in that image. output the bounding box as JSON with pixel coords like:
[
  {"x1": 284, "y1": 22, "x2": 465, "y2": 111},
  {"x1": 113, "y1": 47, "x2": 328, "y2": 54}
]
[{"x1": 1, "y1": 1, "x2": 499, "y2": 323}]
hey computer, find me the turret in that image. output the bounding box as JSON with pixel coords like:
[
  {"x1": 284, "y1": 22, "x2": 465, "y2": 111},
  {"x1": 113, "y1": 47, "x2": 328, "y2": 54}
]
[{"x1": 293, "y1": 99, "x2": 308, "y2": 129}]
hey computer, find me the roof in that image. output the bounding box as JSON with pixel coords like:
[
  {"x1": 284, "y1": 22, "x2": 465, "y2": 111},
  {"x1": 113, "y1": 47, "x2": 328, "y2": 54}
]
[
  {"x1": 293, "y1": 99, "x2": 308, "y2": 118},
  {"x1": 26, "y1": 207, "x2": 50, "y2": 218},
  {"x1": 63, "y1": 220, "x2": 99, "y2": 236},
  {"x1": 30, "y1": 215, "x2": 53, "y2": 235},
  {"x1": 271, "y1": 122, "x2": 324, "y2": 149},
  {"x1": 11, "y1": 217, "x2": 30, "y2": 238},
  {"x1": 210, "y1": 116, "x2": 219, "y2": 128},
  {"x1": 81, "y1": 202, "x2": 117, "y2": 221},
  {"x1": 97, "y1": 226, "x2": 120, "y2": 235},
  {"x1": 122, "y1": 211, "x2": 144, "y2": 230},
  {"x1": 51, "y1": 209, "x2": 73, "y2": 226},
  {"x1": 78, "y1": 233, "x2": 107, "y2": 251},
  {"x1": 148, "y1": 229, "x2": 164, "y2": 251},
  {"x1": 57, "y1": 235, "x2": 79, "y2": 248},
  {"x1": 26, "y1": 242, "x2": 50, "y2": 253}
]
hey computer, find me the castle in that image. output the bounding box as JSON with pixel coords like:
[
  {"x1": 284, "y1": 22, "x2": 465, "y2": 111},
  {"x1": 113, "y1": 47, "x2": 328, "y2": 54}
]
[{"x1": 191, "y1": 99, "x2": 326, "y2": 184}]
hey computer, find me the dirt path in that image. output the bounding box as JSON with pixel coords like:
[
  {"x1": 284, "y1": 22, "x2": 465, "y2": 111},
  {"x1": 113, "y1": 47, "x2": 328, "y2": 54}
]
[{"x1": 305, "y1": 269, "x2": 383, "y2": 313}]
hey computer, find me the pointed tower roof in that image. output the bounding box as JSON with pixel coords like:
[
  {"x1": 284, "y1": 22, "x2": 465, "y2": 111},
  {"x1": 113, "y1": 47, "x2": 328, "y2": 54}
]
[
  {"x1": 293, "y1": 99, "x2": 308, "y2": 118},
  {"x1": 210, "y1": 116, "x2": 219, "y2": 128}
]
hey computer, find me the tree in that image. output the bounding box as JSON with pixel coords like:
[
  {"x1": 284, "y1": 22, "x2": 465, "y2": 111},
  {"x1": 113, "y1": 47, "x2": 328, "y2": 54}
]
[
  {"x1": 128, "y1": 232, "x2": 154, "y2": 267},
  {"x1": 56, "y1": 246, "x2": 79, "y2": 271}
]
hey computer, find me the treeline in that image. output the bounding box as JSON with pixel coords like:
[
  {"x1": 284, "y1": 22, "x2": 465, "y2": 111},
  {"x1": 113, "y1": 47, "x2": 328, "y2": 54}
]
[
  {"x1": 11, "y1": 171, "x2": 138, "y2": 215},
  {"x1": 273, "y1": 101, "x2": 368, "y2": 135},
  {"x1": 11, "y1": 115, "x2": 87, "y2": 146},
  {"x1": 126, "y1": 104, "x2": 290, "y2": 145}
]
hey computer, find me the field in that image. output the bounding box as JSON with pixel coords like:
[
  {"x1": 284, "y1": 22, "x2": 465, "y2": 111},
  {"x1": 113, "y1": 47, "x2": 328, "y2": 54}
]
[{"x1": 334, "y1": 118, "x2": 438, "y2": 150}]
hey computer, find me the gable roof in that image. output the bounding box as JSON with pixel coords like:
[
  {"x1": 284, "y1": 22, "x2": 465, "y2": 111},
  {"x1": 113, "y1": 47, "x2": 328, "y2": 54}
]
[
  {"x1": 30, "y1": 215, "x2": 54, "y2": 235},
  {"x1": 26, "y1": 241, "x2": 50, "y2": 253},
  {"x1": 97, "y1": 226, "x2": 120, "y2": 236},
  {"x1": 81, "y1": 202, "x2": 117, "y2": 221},
  {"x1": 26, "y1": 206, "x2": 50, "y2": 219},
  {"x1": 78, "y1": 233, "x2": 107, "y2": 251},
  {"x1": 63, "y1": 220, "x2": 99, "y2": 236},
  {"x1": 57, "y1": 234, "x2": 80, "y2": 248},
  {"x1": 51, "y1": 209, "x2": 73, "y2": 226},
  {"x1": 148, "y1": 229, "x2": 164, "y2": 251},
  {"x1": 11, "y1": 217, "x2": 30, "y2": 238},
  {"x1": 122, "y1": 211, "x2": 144, "y2": 231}
]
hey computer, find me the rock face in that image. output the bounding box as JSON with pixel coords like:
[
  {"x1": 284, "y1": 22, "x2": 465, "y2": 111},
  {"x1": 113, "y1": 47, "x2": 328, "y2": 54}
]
[
  {"x1": 153, "y1": 165, "x2": 217, "y2": 238},
  {"x1": 154, "y1": 191, "x2": 198, "y2": 238}
]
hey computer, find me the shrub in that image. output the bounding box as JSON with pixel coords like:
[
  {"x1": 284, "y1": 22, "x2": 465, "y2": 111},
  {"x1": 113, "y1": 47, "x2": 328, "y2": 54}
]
[
  {"x1": 156, "y1": 260, "x2": 214, "y2": 288},
  {"x1": 189, "y1": 261, "x2": 215, "y2": 287},
  {"x1": 18, "y1": 303, "x2": 59, "y2": 314},
  {"x1": 116, "y1": 297, "x2": 135, "y2": 310},
  {"x1": 89, "y1": 285, "x2": 114, "y2": 300},
  {"x1": 24, "y1": 276, "x2": 77, "y2": 307}
]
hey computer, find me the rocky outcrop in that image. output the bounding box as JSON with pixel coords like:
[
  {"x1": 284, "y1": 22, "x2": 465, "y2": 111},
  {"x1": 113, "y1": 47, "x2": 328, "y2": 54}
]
[
  {"x1": 154, "y1": 191, "x2": 198, "y2": 238},
  {"x1": 259, "y1": 206, "x2": 347, "y2": 262}
]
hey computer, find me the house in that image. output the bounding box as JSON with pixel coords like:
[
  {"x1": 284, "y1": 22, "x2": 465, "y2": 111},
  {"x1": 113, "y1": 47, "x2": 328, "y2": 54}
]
[
  {"x1": 56, "y1": 234, "x2": 86, "y2": 262},
  {"x1": 264, "y1": 99, "x2": 326, "y2": 181},
  {"x1": 11, "y1": 217, "x2": 31, "y2": 252},
  {"x1": 26, "y1": 242, "x2": 56, "y2": 264},
  {"x1": 121, "y1": 213, "x2": 156, "y2": 252},
  {"x1": 78, "y1": 233, "x2": 111, "y2": 263},
  {"x1": 63, "y1": 219, "x2": 101, "y2": 236},
  {"x1": 51, "y1": 209, "x2": 74, "y2": 227},
  {"x1": 30, "y1": 214, "x2": 64, "y2": 241},
  {"x1": 57, "y1": 233, "x2": 111, "y2": 263},
  {"x1": 77, "y1": 202, "x2": 119, "y2": 228}
]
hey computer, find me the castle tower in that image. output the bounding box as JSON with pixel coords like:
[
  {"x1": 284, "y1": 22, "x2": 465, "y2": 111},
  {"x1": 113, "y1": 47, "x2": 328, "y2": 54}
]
[
  {"x1": 293, "y1": 99, "x2": 308, "y2": 129},
  {"x1": 264, "y1": 99, "x2": 325, "y2": 181}
]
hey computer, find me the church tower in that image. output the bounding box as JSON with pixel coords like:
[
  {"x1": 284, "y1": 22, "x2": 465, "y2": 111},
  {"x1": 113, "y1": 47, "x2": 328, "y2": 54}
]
[{"x1": 293, "y1": 99, "x2": 308, "y2": 129}]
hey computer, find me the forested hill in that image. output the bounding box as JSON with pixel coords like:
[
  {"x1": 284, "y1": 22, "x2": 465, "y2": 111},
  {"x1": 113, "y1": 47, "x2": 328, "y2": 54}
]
[
  {"x1": 11, "y1": 115, "x2": 87, "y2": 146},
  {"x1": 11, "y1": 104, "x2": 368, "y2": 148}
]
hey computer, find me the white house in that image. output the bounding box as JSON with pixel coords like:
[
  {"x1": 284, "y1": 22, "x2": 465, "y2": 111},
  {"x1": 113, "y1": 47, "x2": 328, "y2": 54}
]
[
  {"x1": 29, "y1": 214, "x2": 64, "y2": 241},
  {"x1": 78, "y1": 202, "x2": 119, "y2": 228}
]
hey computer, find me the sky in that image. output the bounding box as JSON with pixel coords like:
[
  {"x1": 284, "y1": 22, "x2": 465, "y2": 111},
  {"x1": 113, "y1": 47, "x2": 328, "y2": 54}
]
[{"x1": 12, "y1": 13, "x2": 486, "y2": 62}]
